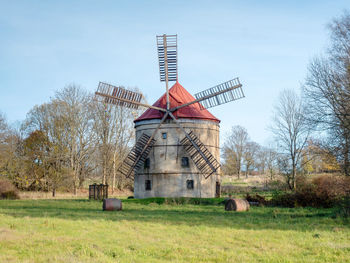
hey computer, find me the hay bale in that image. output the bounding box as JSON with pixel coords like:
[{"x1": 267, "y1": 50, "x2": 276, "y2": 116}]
[
  {"x1": 225, "y1": 198, "x2": 250, "y2": 211},
  {"x1": 103, "y1": 198, "x2": 122, "y2": 211}
]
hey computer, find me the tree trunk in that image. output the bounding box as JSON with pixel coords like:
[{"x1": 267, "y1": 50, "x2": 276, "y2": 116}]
[
  {"x1": 102, "y1": 158, "x2": 107, "y2": 185},
  {"x1": 52, "y1": 188, "x2": 56, "y2": 197},
  {"x1": 344, "y1": 137, "x2": 350, "y2": 176},
  {"x1": 112, "y1": 151, "x2": 116, "y2": 194}
]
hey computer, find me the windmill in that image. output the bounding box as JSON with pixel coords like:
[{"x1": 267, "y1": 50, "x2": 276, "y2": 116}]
[{"x1": 95, "y1": 34, "x2": 244, "y2": 198}]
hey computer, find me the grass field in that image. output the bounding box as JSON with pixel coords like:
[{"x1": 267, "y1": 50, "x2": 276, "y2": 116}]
[{"x1": 0, "y1": 199, "x2": 349, "y2": 263}]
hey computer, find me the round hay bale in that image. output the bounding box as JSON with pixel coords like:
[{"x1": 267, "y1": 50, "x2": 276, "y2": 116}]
[
  {"x1": 103, "y1": 198, "x2": 122, "y2": 211},
  {"x1": 225, "y1": 198, "x2": 250, "y2": 211}
]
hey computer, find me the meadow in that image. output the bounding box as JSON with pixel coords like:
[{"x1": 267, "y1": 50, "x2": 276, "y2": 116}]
[{"x1": 0, "y1": 198, "x2": 349, "y2": 263}]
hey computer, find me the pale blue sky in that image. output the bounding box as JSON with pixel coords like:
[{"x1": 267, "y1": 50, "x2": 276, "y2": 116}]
[{"x1": 1, "y1": 0, "x2": 349, "y2": 145}]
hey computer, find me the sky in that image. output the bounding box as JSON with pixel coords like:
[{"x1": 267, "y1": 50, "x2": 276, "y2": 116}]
[{"x1": 1, "y1": 0, "x2": 349, "y2": 146}]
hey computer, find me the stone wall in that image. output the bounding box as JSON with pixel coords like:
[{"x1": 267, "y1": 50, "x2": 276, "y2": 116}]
[{"x1": 134, "y1": 118, "x2": 220, "y2": 198}]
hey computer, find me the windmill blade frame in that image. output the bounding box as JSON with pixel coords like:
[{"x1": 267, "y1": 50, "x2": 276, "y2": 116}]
[
  {"x1": 117, "y1": 112, "x2": 169, "y2": 179},
  {"x1": 157, "y1": 34, "x2": 178, "y2": 110},
  {"x1": 194, "y1": 78, "x2": 244, "y2": 110},
  {"x1": 95, "y1": 82, "x2": 167, "y2": 112},
  {"x1": 168, "y1": 112, "x2": 220, "y2": 178},
  {"x1": 171, "y1": 78, "x2": 244, "y2": 112},
  {"x1": 156, "y1": 34, "x2": 178, "y2": 82}
]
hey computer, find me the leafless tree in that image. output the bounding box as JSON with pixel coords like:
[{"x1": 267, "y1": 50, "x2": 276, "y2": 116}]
[
  {"x1": 23, "y1": 101, "x2": 70, "y2": 195},
  {"x1": 91, "y1": 92, "x2": 139, "y2": 191},
  {"x1": 304, "y1": 11, "x2": 350, "y2": 176},
  {"x1": 54, "y1": 85, "x2": 96, "y2": 194},
  {"x1": 265, "y1": 146, "x2": 278, "y2": 180},
  {"x1": 222, "y1": 125, "x2": 249, "y2": 179},
  {"x1": 243, "y1": 141, "x2": 260, "y2": 177},
  {"x1": 0, "y1": 113, "x2": 26, "y2": 187},
  {"x1": 0, "y1": 112, "x2": 7, "y2": 143},
  {"x1": 271, "y1": 89, "x2": 310, "y2": 190},
  {"x1": 24, "y1": 85, "x2": 96, "y2": 195},
  {"x1": 0, "y1": 112, "x2": 9, "y2": 174}
]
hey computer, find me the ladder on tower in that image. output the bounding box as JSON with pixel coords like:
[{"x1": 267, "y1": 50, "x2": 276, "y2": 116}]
[
  {"x1": 180, "y1": 131, "x2": 220, "y2": 179},
  {"x1": 118, "y1": 133, "x2": 156, "y2": 178}
]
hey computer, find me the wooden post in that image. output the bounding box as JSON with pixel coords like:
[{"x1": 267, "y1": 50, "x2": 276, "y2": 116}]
[{"x1": 163, "y1": 34, "x2": 170, "y2": 110}]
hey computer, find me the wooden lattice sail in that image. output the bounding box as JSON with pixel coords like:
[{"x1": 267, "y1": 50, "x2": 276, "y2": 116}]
[
  {"x1": 180, "y1": 131, "x2": 220, "y2": 179},
  {"x1": 117, "y1": 133, "x2": 156, "y2": 179}
]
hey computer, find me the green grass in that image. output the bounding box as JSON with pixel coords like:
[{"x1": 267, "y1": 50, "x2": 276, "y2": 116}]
[
  {"x1": 0, "y1": 199, "x2": 349, "y2": 262},
  {"x1": 222, "y1": 181, "x2": 249, "y2": 186}
]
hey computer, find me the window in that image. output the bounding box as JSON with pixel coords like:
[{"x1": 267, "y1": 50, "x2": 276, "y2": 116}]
[
  {"x1": 162, "y1": 132, "x2": 167, "y2": 139},
  {"x1": 181, "y1": 157, "x2": 189, "y2": 167},
  {"x1": 144, "y1": 158, "x2": 150, "y2": 169},
  {"x1": 186, "y1": 180, "x2": 194, "y2": 190},
  {"x1": 145, "y1": 180, "x2": 152, "y2": 191}
]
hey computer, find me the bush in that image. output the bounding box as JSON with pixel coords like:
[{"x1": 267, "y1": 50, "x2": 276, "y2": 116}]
[
  {"x1": 312, "y1": 175, "x2": 350, "y2": 204},
  {"x1": 334, "y1": 196, "x2": 350, "y2": 218},
  {"x1": 270, "y1": 191, "x2": 297, "y2": 207},
  {"x1": 0, "y1": 179, "x2": 20, "y2": 199},
  {"x1": 267, "y1": 180, "x2": 288, "y2": 191},
  {"x1": 270, "y1": 175, "x2": 350, "y2": 208},
  {"x1": 245, "y1": 193, "x2": 268, "y2": 206}
]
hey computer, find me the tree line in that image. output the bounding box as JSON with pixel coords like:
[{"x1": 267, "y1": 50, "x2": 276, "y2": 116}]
[
  {"x1": 222, "y1": 11, "x2": 350, "y2": 190},
  {"x1": 0, "y1": 85, "x2": 140, "y2": 196}
]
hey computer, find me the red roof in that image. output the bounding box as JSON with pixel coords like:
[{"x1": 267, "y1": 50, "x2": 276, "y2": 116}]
[{"x1": 135, "y1": 82, "x2": 220, "y2": 123}]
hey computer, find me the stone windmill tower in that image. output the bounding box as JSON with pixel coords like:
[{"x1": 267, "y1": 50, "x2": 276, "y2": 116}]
[{"x1": 95, "y1": 34, "x2": 244, "y2": 198}]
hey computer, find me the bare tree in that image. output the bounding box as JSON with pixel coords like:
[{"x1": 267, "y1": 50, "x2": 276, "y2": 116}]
[
  {"x1": 24, "y1": 85, "x2": 96, "y2": 195},
  {"x1": 304, "y1": 11, "x2": 350, "y2": 176},
  {"x1": 0, "y1": 112, "x2": 7, "y2": 143},
  {"x1": 54, "y1": 85, "x2": 96, "y2": 194},
  {"x1": 271, "y1": 89, "x2": 310, "y2": 190},
  {"x1": 0, "y1": 112, "x2": 9, "y2": 174},
  {"x1": 23, "y1": 101, "x2": 71, "y2": 195},
  {"x1": 0, "y1": 113, "x2": 26, "y2": 188},
  {"x1": 222, "y1": 125, "x2": 249, "y2": 179},
  {"x1": 265, "y1": 146, "x2": 278, "y2": 180},
  {"x1": 91, "y1": 97, "x2": 137, "y2": 191},
  {"x1": 243, "y1": 141, "x2": 260, "y2": 177}
]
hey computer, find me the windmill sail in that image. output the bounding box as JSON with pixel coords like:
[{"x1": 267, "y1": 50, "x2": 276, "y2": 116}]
[
  {"x1": 118, "y1": 133, "x2": 156, "y2": 179},
  {"x1": 95, "y1": 82, "x2": 143, "y2": 109},
  {"x1": 194, "y1": 78, "x2": 244, "y2": 109},
  {"x1": 180, "y1": 131, "x2": 220, "y2": 179},
  {"x1": 156, "y1": 34, "x2": 177, "y2": 82}
]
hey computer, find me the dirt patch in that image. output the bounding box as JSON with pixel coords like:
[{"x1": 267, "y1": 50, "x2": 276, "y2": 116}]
[{"x1": 0, "y1": 228, "x2": 21, "y2": 242}]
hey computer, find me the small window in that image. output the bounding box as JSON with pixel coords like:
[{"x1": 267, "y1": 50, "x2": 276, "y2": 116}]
[
  {"x1": 181, "y1": 157, "x2": 189, "y2": 167},
  {"x1": 145, "y1": 180, "x2": 151, "y2": 191},
  {"x1": 162, "y1": 132, "x2": 167, "y2": 139},
  {"x1": 144, "y1": 158, "x2": 150, "y2": 169},
  {"x1": 187, "y1": 180, "x2": 194, "y2": 190}
]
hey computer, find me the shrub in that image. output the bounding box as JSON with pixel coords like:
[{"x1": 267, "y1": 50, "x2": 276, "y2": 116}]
[
  {"x1": 334, "y1": 196, "x2": 350, "y2": 218},
  {"x1": 267, "y1": 180, "x2": 288, "y2": 191},
  {"x1": 270, "y1": 191, "x2": 297, "y2": 207},
  {"x1": 312, "y1": 175, "x2": 350, "y2": 204},
  {"x1": 270, "y1": 175, "x2": 350, "y2": 208},
  {"x1": 245, "y1": 193, "x2": 268, "y2": 206},
  {"x1": 0, "y1": 179, "x2": 20, "y2": 199}
]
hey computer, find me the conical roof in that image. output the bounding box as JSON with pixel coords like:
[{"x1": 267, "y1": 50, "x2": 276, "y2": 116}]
[{"x1": 135, "y1": 82, "x2": 220, "y2": 123}]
